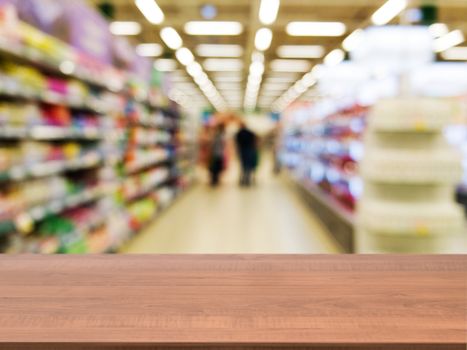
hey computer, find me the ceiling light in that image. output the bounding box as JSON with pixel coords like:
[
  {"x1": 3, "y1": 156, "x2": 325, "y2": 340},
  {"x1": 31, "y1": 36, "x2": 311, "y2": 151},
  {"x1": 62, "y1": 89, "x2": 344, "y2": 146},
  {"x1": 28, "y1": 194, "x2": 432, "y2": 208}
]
[
  {"x1": 175, "y1": 47, "x2": 194, "y2": 66},
  {"x1": 160, "y1": 27, "x2": 183, "y2": 50},
  {"x1": 301, "y1": 72, "x2": 316, "y2": 87},
  {"x1": 154, "y1": 58, "x2": 177, "y2": 72},
  {"x1": 259, "y1": 0, "x2": 280, "y2": 25},
  {"x1": 441, "y1": 46, "x2": 467, "y2": 60},
  {"x1": 293, "y1": 81, "x2": 307, "y2": 94},
  {"x1": 185, "y1": 21, "x2": 243, "y2": 36},
  {"x1": 255, "y1": 28, "x2": 273, "y2": 51},
  {"x1": 196, "y1": 44, "x2": 243, "y2": 57},
  {"x1": 252, "y1": 51, "x2": 265, "y2": 63},
  {"x1": 270, "y1": 59, "x2": 311, "y2": 72},
  {"x1": 110, "y1": 21, "x2": 141, "y2": 36},
  {"x1": 248, "y1": 75, "x2": 262, "y2": 85},
  {"x1": 136, "y1": 43, "x2": 163, "y2": 57},
  {"x1": 342, "y1": 29, "x2": 363, "y2": 52},
  {"x1": 434, "y1": 30, "x2": 465, "y2": 53},
  {"x1": 429, "y1": 23, "x2": 449, "y2": 38},
  {"x1": 276, "y1": 45, "x2": 324, "y2": 58},
  {"x1": 187, "y1": 62, "x2": 203, "y2": 77},
  {"x1": 195, "y1": 73, "x2": 209, "y2": 85},
  {"x1": 286, "y1": 22, "x2": 346, "y2": 37},
  {"x1": 324, "y1": 49, "x2": 345, "y2": 66},
  {"x1": 311, "y1": 64, "x2": 324, "y2": 78},
  {"x1": 249, "y1": 61, "x2": 265, "y2": 77},
  {"x1": 135, "y1": 0, "x2": 164, "y2": 25},
  {"x1": 204, "y1": 58, "x2": 244, "y2": 71},
  {"x1": 371, "y1": 0, "x2": 407, "y2": 26}
]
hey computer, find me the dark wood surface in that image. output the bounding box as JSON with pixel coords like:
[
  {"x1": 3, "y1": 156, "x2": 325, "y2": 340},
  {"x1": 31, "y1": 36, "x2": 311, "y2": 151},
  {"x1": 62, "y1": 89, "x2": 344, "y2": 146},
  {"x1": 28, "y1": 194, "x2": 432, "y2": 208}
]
[{"x1": 0, "y1": 255, "x2": 465, "y2": 350}]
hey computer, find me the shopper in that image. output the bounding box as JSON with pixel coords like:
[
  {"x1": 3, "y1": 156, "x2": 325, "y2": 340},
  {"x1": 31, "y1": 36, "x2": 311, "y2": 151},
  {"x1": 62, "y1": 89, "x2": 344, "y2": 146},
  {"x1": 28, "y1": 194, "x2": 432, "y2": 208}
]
[
  {"x1": 271, "y1": 124, "x2": 282, "y2": 175},
  {"x1": 208, "y1": 124, "x2": 226, "y2": 187},
  {"x1": 235, "y1": 121, "x2": 258, "y2": 187}
]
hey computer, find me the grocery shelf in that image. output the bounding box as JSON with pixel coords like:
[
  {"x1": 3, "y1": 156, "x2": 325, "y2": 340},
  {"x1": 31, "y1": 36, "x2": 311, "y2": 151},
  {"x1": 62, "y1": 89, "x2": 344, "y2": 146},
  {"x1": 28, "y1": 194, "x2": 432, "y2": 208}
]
[
  {"x1": 0, "y1": 125, "x2": 102, "y2": 140},
  {"x1": 0, "y1": 87, "x2": 116, "y2": 115},
  {"x1": 0, "y1": 11, "x2": 195, "y2": 254},
  {"x1": 301, "y1": 179, "x2": 355, "y2": 227},
  {"x1": 0, "y1": 152, "x2": 102, "y2": 183},
  {"x1": 0, "y1": 37, "x2": 124, "y2": 93},
  {"x1": 289, "y1": 174, "x2": 355, "y2": 253},
  {"x1": 123, "y1": 175, "x2": 175, "y2": 203},
  {"x1": 125, "y1": 156, "x2": 171, "y2": 175},
  {"x1": 0, "y1": 185, "x2": 105, "y2": 236}
]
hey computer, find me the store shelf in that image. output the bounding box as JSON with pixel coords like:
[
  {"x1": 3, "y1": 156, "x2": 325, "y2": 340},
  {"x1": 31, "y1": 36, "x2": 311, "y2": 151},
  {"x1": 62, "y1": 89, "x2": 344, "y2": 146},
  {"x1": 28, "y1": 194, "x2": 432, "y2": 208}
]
[
  {"x1": 288, "y1": 173, "x2": 355, "y2": 253},
  {"x1": 301, "y1": 179, "x2": 355, "y2": 226},
  {"x1": 0, "y1": 86, "x2": 115, "y2": 115},
  {"x1": 123, "y1": 175, "x2": 175, "y2": 203},
  {"x1": 0, "y1": 125, "x2": 102, "y2": 140},
  {"x1": 0, "y1": 37, "x2": 124, "y2": 92},
  {"x1": 125, "y1": 156, "x2": 171, "y2": 175},
  {"x1": 0, "y1": 186, "x2": 104, "y2": 236},
  {"x1": 0, "y1": 152, "x2": 102, "y2": 183}
]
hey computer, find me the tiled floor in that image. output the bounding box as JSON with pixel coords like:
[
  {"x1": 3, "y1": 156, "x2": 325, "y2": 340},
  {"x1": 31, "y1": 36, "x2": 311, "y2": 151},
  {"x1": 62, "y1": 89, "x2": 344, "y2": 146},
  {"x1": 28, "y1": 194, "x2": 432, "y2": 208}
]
[{"x1": 122, "y1": 157, "x2": 341, "y2": 254}]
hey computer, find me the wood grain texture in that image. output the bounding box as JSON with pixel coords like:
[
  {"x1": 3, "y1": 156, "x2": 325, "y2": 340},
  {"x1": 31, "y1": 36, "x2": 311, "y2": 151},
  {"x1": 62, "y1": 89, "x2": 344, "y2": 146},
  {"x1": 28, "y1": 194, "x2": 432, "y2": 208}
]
[{"x1": 0, "y1": 255, "x2": 465, "y2": 350}]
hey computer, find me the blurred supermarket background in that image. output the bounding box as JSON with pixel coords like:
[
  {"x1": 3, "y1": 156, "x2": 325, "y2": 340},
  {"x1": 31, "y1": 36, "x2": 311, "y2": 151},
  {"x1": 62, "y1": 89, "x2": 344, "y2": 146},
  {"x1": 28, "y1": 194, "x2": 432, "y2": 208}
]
[{"x1": 0, "y1": 0, "x2": 467, "y2": 254}]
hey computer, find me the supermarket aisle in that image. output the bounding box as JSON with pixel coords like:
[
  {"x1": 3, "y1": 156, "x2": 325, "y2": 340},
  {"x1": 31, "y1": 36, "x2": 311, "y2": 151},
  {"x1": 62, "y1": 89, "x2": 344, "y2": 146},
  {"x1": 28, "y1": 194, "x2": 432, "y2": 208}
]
[{"x1": 123, "y1": 155, "x2": 340, "y2": 254}]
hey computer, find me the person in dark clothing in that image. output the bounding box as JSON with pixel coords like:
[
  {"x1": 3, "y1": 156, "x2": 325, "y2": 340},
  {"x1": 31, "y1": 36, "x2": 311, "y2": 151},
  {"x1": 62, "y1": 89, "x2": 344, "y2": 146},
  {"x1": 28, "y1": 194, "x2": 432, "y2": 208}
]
[
  {"x1": 235, "y1": 122, "x2": 258, "y2": 187},
  {"x1": 209, "y1": 124, "x2": 226, "y2": 187}
]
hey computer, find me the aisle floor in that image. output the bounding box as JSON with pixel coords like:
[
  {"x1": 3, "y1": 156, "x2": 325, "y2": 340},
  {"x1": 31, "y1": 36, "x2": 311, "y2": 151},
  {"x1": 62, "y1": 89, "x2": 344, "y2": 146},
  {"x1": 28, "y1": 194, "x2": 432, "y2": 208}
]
[{"x1": 122, "y1": 158, "x2": 341, "y2": 254}]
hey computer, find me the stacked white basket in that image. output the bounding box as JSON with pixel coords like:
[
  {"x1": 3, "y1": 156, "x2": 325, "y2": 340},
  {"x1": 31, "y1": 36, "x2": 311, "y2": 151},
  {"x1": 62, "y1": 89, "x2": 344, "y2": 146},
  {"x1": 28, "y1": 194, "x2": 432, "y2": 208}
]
[{"x1": 357, "y1": 97, "x2": 465, "y2": 253}]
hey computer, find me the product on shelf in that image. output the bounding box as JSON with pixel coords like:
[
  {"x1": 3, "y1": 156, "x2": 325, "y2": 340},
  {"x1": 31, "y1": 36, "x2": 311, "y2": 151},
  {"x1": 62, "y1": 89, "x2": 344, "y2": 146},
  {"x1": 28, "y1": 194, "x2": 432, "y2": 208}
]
[
  {"x1": 0, "y1": 5, "x2": 193, "y2": 254},
  {"x1": 357, "y1": 97, "x2": 465, "y2": 253},
  {"x1": 281, "y1": 103, "x2": 367, "y2": 211}
]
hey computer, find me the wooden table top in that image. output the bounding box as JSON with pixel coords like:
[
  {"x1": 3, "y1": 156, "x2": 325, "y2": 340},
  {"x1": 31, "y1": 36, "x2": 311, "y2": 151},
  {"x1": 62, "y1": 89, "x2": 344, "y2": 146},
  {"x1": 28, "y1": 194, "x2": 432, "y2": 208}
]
[{"x1": 0, "y1": 255, "x2": 465, "y2": 350}]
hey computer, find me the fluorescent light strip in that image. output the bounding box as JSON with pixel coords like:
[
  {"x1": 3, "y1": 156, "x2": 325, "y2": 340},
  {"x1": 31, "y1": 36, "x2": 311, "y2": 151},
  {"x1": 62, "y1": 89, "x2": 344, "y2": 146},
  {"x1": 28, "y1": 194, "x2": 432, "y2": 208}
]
[
  {"x1": 270, "y1": 59, "x2": 311, "y2": 72},
  {"x1": 342, "y1": 29, "x2": 363, "y2": 52},
  {"x1": 110, "y1": 21, "x2": 141, "y2": 36},
  {"x1": 429, "y1": 23, "x2": 449, "y2": 38},
  {"x1": 185, "y1": 21, "x2": 243, "y2": 36},
  {"x1": 160, "y1": 27, "x2": 183, "y2": 50},
  {"x1": 136, "y1": 43, "x2": 163, "y2": 57},
  {"x1": 204, "y1": 58, "x2": 244, "y2": 71},
  {"x1": 276, "y1": 45, "x2": 324, "y2": 58},
  {"x1": 324, "y1": 49, "x2": 345, "y2": 66},
  {"x1": 371, "y1": 0, "x2": 407, "y2": 26},
  {"x1": 434, "y1": 30, "x2": 465, "y2": 53},
  {"x1": 250, "y1": 61, "x2": 265, "y2": 77},
  {"x1": 272, "y1": 70, "x2": 317, "y2": 112},
  {"x1": 255, "y1": 28, "x2": 273, "y2": 51},
  {"x1": 196, "y1": 44, "x2": 243, "y2": 57},
  {"x1": 259, "y1": 0, "x2": 280, "y2": 25},
  {"x1": 286, "y1": 22, "x2": 346, "y2": 37},
  {"x1": 176, "y1": 47, "x2": 195, "y2": 66},
  {"x1": 186, "y1": 62, "x2": 203, "y2": 77},
  {"x1": 135, "y1": 0, "x2": 164, "y2": 25},
  {"x1": 441, "y1": 46, "x2": 467, "y2": 60}
]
